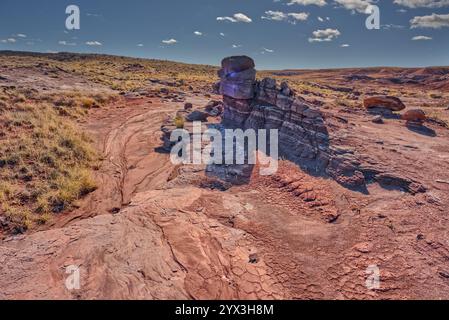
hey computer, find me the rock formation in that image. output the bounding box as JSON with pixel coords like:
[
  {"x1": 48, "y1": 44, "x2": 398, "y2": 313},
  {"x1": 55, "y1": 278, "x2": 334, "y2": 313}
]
[
  {"x1": 216, "y1": 56, "x2": 426, "y2": 193},
  {"x1": 218, "y1": 56, "x2": 330, "y2": 174}
]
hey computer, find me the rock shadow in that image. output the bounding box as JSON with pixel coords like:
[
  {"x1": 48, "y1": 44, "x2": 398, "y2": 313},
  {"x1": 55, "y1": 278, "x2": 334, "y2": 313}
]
[{"x1": 406, "y1": 122, "x2": 437, "y2": 137}]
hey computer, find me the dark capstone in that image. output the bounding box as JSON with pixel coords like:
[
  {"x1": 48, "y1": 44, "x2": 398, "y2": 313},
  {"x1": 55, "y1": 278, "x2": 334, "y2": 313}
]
[{"x1": 221, "y1": 56, "x2": 255, "y2": 74}]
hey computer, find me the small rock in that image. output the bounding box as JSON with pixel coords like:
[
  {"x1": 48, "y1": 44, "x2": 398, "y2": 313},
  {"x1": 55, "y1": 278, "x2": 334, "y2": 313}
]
[
  {"x1": 402, "y1": 109, "x2": 426, "y2": 123},
  {"x1": 160, "y1": 87, "x2": 169, "y2": 94},
  {"x1": 353, "y1": 242, "x2": 372, "y2": 253},
  {"x1": 186, "y1": 110, "x2": 209, "y2": 122},
  {"x1": 184, "y1": 102, "x2": 193, "y2": 111},
  {"x1": 372, "y1": 115, "x2": 383, "y2": 124},
  {"x1": 249, "y1": 253, "x2": 259, "y2": 264}
]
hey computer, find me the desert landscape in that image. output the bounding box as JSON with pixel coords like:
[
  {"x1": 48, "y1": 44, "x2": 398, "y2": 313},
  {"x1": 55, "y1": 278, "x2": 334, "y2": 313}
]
[{"x1": 0, "y1": 50, "x2": 449, "y2": 300}]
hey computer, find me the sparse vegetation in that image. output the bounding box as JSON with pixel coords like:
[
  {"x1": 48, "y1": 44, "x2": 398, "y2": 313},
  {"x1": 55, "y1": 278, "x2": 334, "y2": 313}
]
[
  {"x1": 174, "y1": 115, "x2": 185, "y2": 129},
  {"x1": 0, "y1": 86, "x2": 107, "y2": 233}
]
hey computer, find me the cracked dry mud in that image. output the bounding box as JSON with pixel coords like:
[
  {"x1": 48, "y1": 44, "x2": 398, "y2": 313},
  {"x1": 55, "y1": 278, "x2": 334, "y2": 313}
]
[{"x1": 1, "y1": 92, "x2": 449, "y2": 300}]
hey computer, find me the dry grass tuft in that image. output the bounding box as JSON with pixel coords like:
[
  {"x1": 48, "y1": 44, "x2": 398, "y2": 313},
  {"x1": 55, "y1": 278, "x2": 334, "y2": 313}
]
[{"x1": 0, "y1": 86, "x2": 102, "y2": 233}]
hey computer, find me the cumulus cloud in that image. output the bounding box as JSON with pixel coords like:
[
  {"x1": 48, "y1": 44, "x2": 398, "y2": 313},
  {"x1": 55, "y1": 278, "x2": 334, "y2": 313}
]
[
  {"x1": 220, "y1": 32, "x2": 226, "y2": 37},
  {"x1": 410, "y1": 13, "x2": 449, "y2": 28},
  {"x1": 232, "y1": 44, "x2": 242, "y2": 48},
  {"x1": 334, "y1": 0, "x2": 373, "y2": 13},
  {"x1": 137, "y1": 43, "x2": 144, "y2": 47},
  {"x1": 217, "y1": 13, "x2": 252, "y2": 23},
  {"x1": 288, "y1": 0, "x2": 327, "y2": 6},
  {"x1": 341, "y1": 43, "x2": 350, "y2": 47},
  {"x1": 412, "y1": 35, "x2": 433, "y2": 40},
  {"x1": 309, "y1": 28, "x2": 341, "y2": 42},
  {"x1": 261, "y1": 10, "x2": 309, "y2": 23},
  {"x1": 16, "y1": 34, "x2": 27, "y2": 38},
  {"x1": 194, "y1": 31, "x2": 203, "y2": 36},
  {"x1": 162, "y1": 39, "x2": 177, "y2": 44},
  {"x1": 394, "y1": 0, "x2": 449, "y2": 8},
  {"x1": 85, "y1": 41, "x2": 102, "y2": 46}
]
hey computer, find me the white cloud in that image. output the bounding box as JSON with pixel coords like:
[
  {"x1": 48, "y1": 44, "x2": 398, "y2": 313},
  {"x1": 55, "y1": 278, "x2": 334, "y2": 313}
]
[
  {"x1": 410, "y1": 13, "x2": 449, "y2": 28},
  {"x1": 220, "y1": 32, "x2": 226, "y2": 37},
  {"x1": 318, "y1": 16, "x2": 324, "y2": 21},
  {"x1": 412, "y1": 35, "x2": 433, "y2": 40},
  {"x1": 16, "y1": 34, "x2": 27, "y2": 38},
  {"x1": 137, "y1": 43, "x2": 144, "y2": 47},
  {"x1": 262, "y1": 47, "x2": 274, "y2": 53},
  {"x1": 4, "y1": 38, "x2": 16, "y2": 43},
  {"x1": 85, "y1": 41, "x2": 102, "y2": 46},
  {"x1": 394, "y1": 0, "x2": 449, "y2": 8},
  {"x1": 309, "y1": 28, "x2": 341, "y2": 42},
  {"x1": 334, "y1": 0, "x2": 373, "y2": 13},
  {"x1": 341, "y1": 43, "x2": 350, "y2": 47},
  {"x1": 162, "y1": 38, "x2": 177, "y2": 45},
  {"x1": 288, "y1": 12, "x2": 310, "y2": 21},
  {"x1": 232, "y1": 44, "x2": 242, "y2": 48},
  {"x1": 262, "y1": 10, "x2": 288, "y2": 21},
  {"x1": 288, "y1": 0, "x2": 327, "y2": 6},
  {"x1": 59, "y1": 40, "x2": 76, "y2": 46},
  {"x1": 262, "y1": 10, "x2": 309, "y2": 24},
  {"x1": 194, "y1": 31, "x2": 203, "y2": 36},
  {"x1": 217, "y1": 13, "x2": 252, "y2": 23}
]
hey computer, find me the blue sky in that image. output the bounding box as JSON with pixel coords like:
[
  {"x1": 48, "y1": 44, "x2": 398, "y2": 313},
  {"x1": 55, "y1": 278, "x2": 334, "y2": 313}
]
[{"x1": 0, "y1": 0, "x2": 448, "y2": 69}]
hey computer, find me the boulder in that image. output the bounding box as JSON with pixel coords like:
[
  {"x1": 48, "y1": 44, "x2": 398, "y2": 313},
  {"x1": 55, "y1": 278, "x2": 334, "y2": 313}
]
[
  {"x1": 402, "y1": 109, "x2": 426, "y2": 122},
  {"x1": 364, "y1": 96, "x2": 406, "y2": 112},
  {"x1": 372, "y1": 115, "x2": 384, "y2": 124}
]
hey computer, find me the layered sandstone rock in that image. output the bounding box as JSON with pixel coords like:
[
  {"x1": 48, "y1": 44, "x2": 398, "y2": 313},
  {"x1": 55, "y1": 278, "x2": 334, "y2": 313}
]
[{"x1": 218, "y1": 56, "x2": 330, "y2": 174}]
